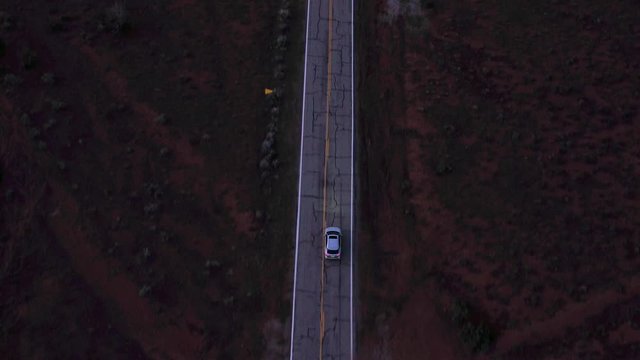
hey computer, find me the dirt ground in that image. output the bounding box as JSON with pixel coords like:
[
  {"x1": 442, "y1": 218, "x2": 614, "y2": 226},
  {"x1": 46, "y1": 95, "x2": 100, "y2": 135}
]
[
  {"x1": 358, "y1": 0, "x2": 640, "y2": 359},
  {"x1": 0, "y1": 0, "x2": 301, "y2": 358}
]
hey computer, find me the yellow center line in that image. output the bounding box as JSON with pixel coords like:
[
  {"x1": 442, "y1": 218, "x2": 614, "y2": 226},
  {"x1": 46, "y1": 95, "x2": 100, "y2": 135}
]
[{"x1": 320, "y1": 0, "x2": 333, "y2": 358}]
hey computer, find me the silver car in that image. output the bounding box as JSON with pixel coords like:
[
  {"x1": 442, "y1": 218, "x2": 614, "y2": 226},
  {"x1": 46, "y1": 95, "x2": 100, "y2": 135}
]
[{"x1": 324, "y1": 227, "x2": 342, "y2": 260}]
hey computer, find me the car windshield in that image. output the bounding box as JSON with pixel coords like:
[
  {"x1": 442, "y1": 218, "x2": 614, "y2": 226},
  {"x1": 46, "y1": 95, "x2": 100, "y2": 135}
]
[{"x1": 327, "y1": 236, "x2": 340, "y2": 252}]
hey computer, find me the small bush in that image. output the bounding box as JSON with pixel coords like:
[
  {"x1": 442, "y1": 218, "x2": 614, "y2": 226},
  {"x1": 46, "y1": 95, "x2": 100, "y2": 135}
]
[
  {"x1": 259, "y1": 158, "x2": 270, "y2": 171},
  {"x1": 49, "y1": 20, "x2": 66, "y2": 33},
  {"x1": 28, "y1": 128, "x2": 41, "y2": 139},
  {"x1": 138, "y1": 284, "x2": 151, "y2": 297},
  {"x1": 451, "y1": 299, "x2": 470, "y2": 325},
  {"x1": 460, "y1": 322, "x2": 494, "y2": 353},
  {"x1": 20, "y1": 113, "x2": 31, "y2": 125},
  {"x1": 205, "y1": 259, "x2": 221, "y2": 268},
  {"x1": 277, "y1": 21, "x2": 289, "y2": 33},
  {"x1": 261, "y1": 134, "x2": 274, "y2": 155},
  {"x1": 278, "y1": 8, "x2": 290, "y2": 22},
  {"x1": 159, "y1": 147, "x2": 170, "y2": 157},
  {"x1": 274, "y1": 64, "x2": 286, "y2": 80},
  {"x1": 0, "y1": 12, "x2": 15, "y2": 31},
  {"x1": 3, "y1": 73, "x2": 22, "y2": 87},
  {"x1": 159, "y1": 231, "x2": 171, "y2": 243},
  {"x1": 21, "y1": 49, "x2": 37, "y2": 70},
  {"x1": 49, "y1": 15, "x2": 74, "y2": 33},
  {"x1": 435, "y1": 157, "x2": 453, "y2": 175},
  {"x1": 420, "y1": 0, "x2": 436, "y2": 10},
  {"x1": 450, "y1": 299, "x2": 496, "y2": 353},
  {"x1": 143, "y1": 202, "x2": 160, "y2": 215},
  {"x1": 143, "y1": 247, "x2": 151, "y2": 257},
  {"x1": 41, "y1": 72, "x2": 55, "y2": 85},
  {"x1": 103, "y1": 2, "x2": 131, "y2": 34},
  {"x1": 222, "y1": 296, "x2": 234, "y2": 306},
  {"x1": 154, "y1": 113, "x2": 168, "y2": 125},
  {"x1": 48, "y1": 99, "x2": 66, "y2": 112},
  {"x1": 276, "y1": 35, "x2": 287, "y2": 50},
  {"x1": 43, "y1": 118, "x2": 57, "y2": 131}
]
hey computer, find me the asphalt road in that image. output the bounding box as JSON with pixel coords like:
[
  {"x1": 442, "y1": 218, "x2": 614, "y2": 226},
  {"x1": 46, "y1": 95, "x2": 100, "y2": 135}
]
[{"x1": 289, "y1": 0, "x2": 355, "y2": 359}]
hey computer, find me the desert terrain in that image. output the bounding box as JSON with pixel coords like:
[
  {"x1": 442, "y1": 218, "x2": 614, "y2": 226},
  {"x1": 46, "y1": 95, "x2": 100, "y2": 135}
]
[
  {"x1": 357, "y1": 0, "x2": 640, "y2": 359},
  {"x1": 0, "y1": 0, "x2": 304, "y2": 358},
  {"x1": 3, "y1": 0, "x2": 640, "y2": 359}
]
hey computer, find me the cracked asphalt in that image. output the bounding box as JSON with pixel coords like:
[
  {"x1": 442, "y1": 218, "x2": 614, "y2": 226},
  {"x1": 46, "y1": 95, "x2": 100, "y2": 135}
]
[{"x1": 289, "y1": 0, "x2": 355, "y2": 359}]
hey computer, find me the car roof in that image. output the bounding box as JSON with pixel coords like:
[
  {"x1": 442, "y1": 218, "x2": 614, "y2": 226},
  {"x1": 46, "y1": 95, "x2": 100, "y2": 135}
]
[{"x1": 327, "y1": 237, "x2": 340, "y2": 251}]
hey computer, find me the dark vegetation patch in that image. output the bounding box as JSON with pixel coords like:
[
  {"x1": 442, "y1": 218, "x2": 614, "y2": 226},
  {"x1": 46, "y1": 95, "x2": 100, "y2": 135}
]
[
  {"x1": 100, "y1": 2, "x2": 131, "y2": 35},
  {"x1": 450, "y1": 299, "x2": 496, "y2": 353}
]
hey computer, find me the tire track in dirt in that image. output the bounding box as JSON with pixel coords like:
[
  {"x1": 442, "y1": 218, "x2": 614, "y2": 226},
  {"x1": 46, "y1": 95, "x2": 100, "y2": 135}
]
[
  {"x1": 75, "y1": 41, "x2": 257, "y2": 248},
  {"x1": 46, "y1": 181, "x2": 204, "y2": 359}
]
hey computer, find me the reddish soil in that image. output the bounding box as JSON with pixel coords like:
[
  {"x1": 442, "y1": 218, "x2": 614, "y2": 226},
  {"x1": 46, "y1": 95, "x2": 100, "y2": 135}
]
[
  {"x1": 0, "y1": 1, "x2": 297, "y2": 358},
  {"x1": 358, "y1": 0, "x2": 640, "y2": 359}
]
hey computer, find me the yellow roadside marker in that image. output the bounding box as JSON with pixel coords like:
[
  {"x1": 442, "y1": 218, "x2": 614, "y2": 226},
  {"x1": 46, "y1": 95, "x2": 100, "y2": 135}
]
[{"x1": 264, "y1": 88, "x2": 274, "y2": 95}]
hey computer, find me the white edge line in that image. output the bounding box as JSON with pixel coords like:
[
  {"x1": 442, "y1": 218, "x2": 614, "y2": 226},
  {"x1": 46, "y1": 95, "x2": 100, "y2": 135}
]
[
  {"x1": 350, "y1": 0, "x2": 355, "y2": 358},
  {"x1": 290, "y1": 0, "x2": 313, "y2": 358}
]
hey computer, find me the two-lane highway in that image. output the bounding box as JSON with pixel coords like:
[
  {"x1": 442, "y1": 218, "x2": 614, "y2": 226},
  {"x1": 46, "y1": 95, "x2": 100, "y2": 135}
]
[{"x1": 289, "y1": 0, "x2": 355, "y2": 358}]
